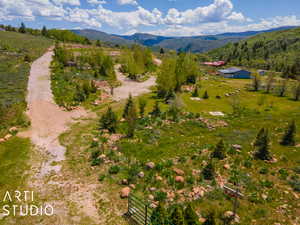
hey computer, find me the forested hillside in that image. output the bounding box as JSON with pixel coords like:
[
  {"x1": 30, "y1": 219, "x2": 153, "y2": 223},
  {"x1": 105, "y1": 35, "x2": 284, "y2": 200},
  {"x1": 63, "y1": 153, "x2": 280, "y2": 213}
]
[{"x1": 209, "y1": 27, "x2": 300, "y2": 78}]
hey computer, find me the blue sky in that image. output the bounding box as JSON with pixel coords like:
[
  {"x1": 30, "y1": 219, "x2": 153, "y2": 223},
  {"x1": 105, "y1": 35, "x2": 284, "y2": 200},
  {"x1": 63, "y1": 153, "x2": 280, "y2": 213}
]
[{"x1": 0, "y1": 0, "x2": 300, "y2": 36}]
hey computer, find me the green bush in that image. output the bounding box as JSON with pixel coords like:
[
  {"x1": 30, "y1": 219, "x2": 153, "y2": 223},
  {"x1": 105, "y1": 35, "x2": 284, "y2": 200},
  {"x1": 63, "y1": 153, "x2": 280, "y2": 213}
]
[{"x1": 109, "y1": 165, "x2": 120, "y2": 174}]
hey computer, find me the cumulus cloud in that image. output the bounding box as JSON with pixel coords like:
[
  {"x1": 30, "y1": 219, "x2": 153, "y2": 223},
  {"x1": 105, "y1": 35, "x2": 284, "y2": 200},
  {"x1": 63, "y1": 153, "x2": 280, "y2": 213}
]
[
  {"x1": 117, "y1": 0, "x2": 138, "y2": 6},
  {"x1": 87, "y1": 0, "x2": 106, "y2": 5},
  {"x1": 52, "y1": 0, "x2": 80, "y2": 6}
]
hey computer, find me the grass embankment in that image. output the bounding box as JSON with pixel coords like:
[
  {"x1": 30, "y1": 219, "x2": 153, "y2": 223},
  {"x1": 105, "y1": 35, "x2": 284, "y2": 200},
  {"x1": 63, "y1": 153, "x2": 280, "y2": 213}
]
[
  {"x1": 0, "y1": 31, "x2": 53, "y2": 136},
  {"x1": 0, "y1": 31, "x2": 52, "y2": 223},
  {"x1": 61, "y1": 75, "x2": 300, "y2": 225}
]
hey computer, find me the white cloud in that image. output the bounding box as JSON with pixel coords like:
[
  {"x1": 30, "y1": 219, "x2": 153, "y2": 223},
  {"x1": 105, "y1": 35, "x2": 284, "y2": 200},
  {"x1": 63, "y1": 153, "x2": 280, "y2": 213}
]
[
  {"x1": 87, "y1": 0, "x2": 106, "y2": 5},
  {"x1": 117, "y1": 0, "x2": 138, "y2": 6},
  {"x1": 52, "y1": 0, "x2": 80, "y2": 6}
]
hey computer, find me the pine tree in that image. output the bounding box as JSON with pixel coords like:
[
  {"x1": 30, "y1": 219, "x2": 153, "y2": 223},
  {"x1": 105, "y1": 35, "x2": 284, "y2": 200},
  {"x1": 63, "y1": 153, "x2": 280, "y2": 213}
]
[
  {"x1": 253, "y1": 128, "x2": 265, "y2": 147},
  {"x1": 160, "y1": 48, "x2": 165, "y2": 54},
  {"x1": 202, "y1": 161, "x2": 215, "y2": 180},
  {"x1": 254, "y1": 128, "x2": 271, "y2": 160},
  {"x1": 150, "y1": 203, "x2": 168, "y2": 225},
  {"x1": 126, "y1": 99, "x2": 137, "y2": 138},
  {"x1": 280, "y1": 120, "x2": 296, "y2": 146},
  {"x1": 192, "y1": 86, "x2": 199, "y2": 97},
  {"x1": 211, "y1": 139, "x2": 226, "y2": 160},
  {"x1": 150, "y1": 101, "x2": 161, "y2": 118},
  {"x1": 203, "y1": 211, "x2": 216, "y2": 225},
  {"x1": 203, "y1": 90, "x2": 209, "y2": 99},
  {"x1": 138, "y1": 98, "x2": 147, "y2": 118},
  {"x1": 96, "y1": 40, "x2": 102, "y2": 47},
  {"x1": 123, "y1": 94, "x2": 133, "y2": 118},
  {"x1": 184, "y1": 204, "x2": 199, "y2": 225},
  {"x1": 42, "y1": 26, "x2": 47, "y2": 36},
  {"x1": 100, "y1": 107, "x2": 118, "y2": 133},
  {"x1": 170, "y1": 205, "x2": 185, "y2": 225},
  {"x1": 19, "y1": 22, "x2": 26, "y2": 33}
]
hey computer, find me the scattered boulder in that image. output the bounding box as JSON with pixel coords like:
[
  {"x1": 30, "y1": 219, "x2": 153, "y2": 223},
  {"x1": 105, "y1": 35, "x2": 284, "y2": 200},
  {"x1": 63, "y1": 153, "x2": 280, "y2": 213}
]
[
  {"x1": 149, "y1": 187, "x2": 157, "y2": 192},
  {"x1": 224, "y1": 211, "x2": 240, "y2": 223},
  {"x1": 0, "y1": 138, "x2": 5, "y2": 143},
  {"x1": 224, "y1": 164, "x2": 230, "y2": 170},
  {"x1": 148, "y1": 194, "x2": 154, "y2": 201},
  {"x1": 9, "y1": 127, "x2": 18, "y2": 134},
  {"x1": 175, "y1": 176, "x2": 185, "y2": 183},
  {"x1": 156, "y1": 176, "x2": 163, "y2": 181},
  {"x1": 232, "y1": 144, "x2": 242, "y2": 150},
  {"x1": 146, "y1": 162, "x2": 155, "y2": 169},
  {"x1": 129, "y1": 184, "x2": 136, "y2": 189},
  {"x1": 199, "y1": 218, "x2": 206, "y2": 223},
  {"x1": 120, "y1": 187, "x2": 131, "y2": 198},
  {"x1": 138, "y1": 171, "x2": 145, "y2": 178},
  {"x1": 4, "y1": 134, "x2": 12, "y2": 140},
  {"x1": 121, "y1": 179, "x2": 128, "y2": 185},
  {"x1": 173, "y1": 168, "x2": 185, "y2": 176}
]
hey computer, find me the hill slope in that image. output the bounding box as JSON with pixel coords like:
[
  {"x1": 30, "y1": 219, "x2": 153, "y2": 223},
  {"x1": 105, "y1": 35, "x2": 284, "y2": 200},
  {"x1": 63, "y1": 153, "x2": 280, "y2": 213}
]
[
  {"x1": 209, "y1": 27, "x2": 300, "y2": 77},
  {"x1": 72, "y1": 26, "x2": 297, "y2": 53}
]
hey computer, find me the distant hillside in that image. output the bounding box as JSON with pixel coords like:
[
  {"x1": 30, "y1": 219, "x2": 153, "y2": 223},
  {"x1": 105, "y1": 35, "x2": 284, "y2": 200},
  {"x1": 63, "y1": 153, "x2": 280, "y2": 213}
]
[
  {"x1": 209, "y1": 27, "x2": 300, "y2": 78},
  {"x1": 72, "y1": 26, "x2": 298, "y2": 53},
  {"x1": 72, "y1": 29, "x2": 133, "y2": 46}
]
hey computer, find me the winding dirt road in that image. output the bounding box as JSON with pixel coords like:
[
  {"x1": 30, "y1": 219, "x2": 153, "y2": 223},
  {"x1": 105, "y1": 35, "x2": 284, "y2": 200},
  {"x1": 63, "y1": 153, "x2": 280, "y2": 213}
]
[
  {"x1": 113, "y1": 64, "x2": 157, "y2": 101},
  {"x1": 20, "y1": 49, "x2": 86, "y2": 176}
]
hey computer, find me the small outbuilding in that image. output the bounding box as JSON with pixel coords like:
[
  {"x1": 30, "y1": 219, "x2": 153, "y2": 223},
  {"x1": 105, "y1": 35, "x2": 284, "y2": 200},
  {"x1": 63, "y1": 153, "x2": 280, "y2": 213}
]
[{"x1": 218, "y1": 67, "x2": 252, "y2": 79}]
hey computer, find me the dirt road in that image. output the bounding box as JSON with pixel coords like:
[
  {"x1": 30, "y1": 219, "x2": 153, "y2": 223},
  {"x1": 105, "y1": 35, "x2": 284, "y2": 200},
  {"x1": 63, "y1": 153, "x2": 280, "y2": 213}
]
[
  {"x1": 113, "y1": 64, "x2": 156, "y2": 101},
  {"x1": 21, "y1": 49, "x2": 86, "y2": 176}
]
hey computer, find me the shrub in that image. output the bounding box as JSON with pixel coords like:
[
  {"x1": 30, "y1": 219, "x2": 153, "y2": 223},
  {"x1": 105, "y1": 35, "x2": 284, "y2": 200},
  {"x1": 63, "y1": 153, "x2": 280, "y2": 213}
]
[
  {"x1": 259, "y1": 167, "x2": 269, "y2": 174},
  {"x1": 99, "y1": 107, "x2": 118, "y2": 133},
  {"x1": 109, "y1": 165, "x2": 120, "y2": 174},
  {"x1": 150, "y1": 101, "x2": 161, "y2": 118},
  {"x1": 184, "y1": 204, "x2": 199, "y2": 225},
  {"x1": 91, "y1": 158, "x2": 102, "y2": 166},
  {"x1": 154, "y1": 191, "x2": 167, "y2": 202},
  {"x1": 280, "y1": 120, "x2": 296, "y2": 146},
  {"x1": 202, "y1": 161, "x2": 215, "y2": 180},
  {"x1": 138, "y1": 98, "x2": 147, "y2": 118},
  {"x1": 278, "y1": 168, "x2": 289, "y2": 180},
  {"x1": 170, "y1": 205, "x2": 185, "y2": 225},
  {"x1": 98, "y1": 174, "x2": 105, "y2": 182},
  {"x1": 150, "y1": 203, "x2": 168, "y2": 225},
  {"x1": 202, "y1": 90, "x2": 209, "y2": 99},
  {"x1": 211, "y1": 139, "x2": 226, "y2": 160},
  {"x1": 289, "y1": 175, "x2": 300, "y2": 192}
]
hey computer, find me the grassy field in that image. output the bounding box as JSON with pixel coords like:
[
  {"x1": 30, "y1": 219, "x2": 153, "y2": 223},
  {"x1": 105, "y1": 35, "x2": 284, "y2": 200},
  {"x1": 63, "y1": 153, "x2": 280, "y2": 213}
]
[
  {"x1": 0, "y1": 31, "x2": 53, "y2": 136},
  {"x1": 60, "y1": 74, "x2": 300, "y2": 224}
]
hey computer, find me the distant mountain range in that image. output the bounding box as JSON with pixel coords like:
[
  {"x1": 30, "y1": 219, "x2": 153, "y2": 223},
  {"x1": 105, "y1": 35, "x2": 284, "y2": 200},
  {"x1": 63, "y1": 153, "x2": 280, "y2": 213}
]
[{"x1": 72, "y1": 26, "x2": 297, "y2": 53}]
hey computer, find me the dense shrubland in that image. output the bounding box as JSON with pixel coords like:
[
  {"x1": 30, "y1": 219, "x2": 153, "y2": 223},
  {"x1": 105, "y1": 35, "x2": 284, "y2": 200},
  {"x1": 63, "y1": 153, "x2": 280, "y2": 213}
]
[
  {"x1": 209, "y1": 27, "x2": 300, "y2": 78},
  {"x1": 51, "y1": 44, "x2": 116, "y2": 109},
  {"x1": 120, "y1": 45, "x2": 156, "y2": 80},
  {"x1": 156, "y1": 53, "x2": 201, "y2": 100}
]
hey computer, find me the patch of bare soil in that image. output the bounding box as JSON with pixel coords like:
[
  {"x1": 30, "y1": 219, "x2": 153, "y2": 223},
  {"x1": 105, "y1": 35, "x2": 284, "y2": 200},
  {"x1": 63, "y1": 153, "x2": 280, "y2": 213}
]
[{"x1": 113, "y1": 64, "x2": 156, "y2": 101}]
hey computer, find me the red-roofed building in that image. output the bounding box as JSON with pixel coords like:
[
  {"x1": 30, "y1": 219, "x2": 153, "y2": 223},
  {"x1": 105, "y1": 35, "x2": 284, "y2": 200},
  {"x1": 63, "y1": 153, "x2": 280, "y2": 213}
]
[{"x1": 203, "y1": 61, "x2": 226, "y2": 67}]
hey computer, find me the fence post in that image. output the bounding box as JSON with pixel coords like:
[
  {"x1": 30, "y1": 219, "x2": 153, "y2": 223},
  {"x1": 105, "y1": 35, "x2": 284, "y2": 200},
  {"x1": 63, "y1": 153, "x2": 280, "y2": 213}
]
[{"x1": 145, "y1": 204, "x2": 148, "y2": 225}]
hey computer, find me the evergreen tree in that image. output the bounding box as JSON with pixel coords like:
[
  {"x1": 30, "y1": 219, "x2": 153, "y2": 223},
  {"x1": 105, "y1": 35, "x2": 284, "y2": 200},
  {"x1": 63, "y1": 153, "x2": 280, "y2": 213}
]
[
  {"x1": 42, "y1": 26, "x2": 47, "y2": 36},
  {"x1": 100, "y1": 107, "x2": 118, "y2": 133},
  {"x1": 160, "y1": 48, "x2": 165, "y2": 54},
  {"x1": 202, "y1": 161, "x2": 215, "y2": 180},
  {"x1": 126, "y1": 99, "x2": 137, "y2": 138},
  {"x1": 170, "y1": 205, "x2": 185, "y2": 225},
  {"x1": 123, "y1": 94, "x2": 133, "y2": 118},
  {"x1": 150, "y1": 203, "x2": 168, "y2": 225},
  {"x1": 203, "y1": 211, "x2": 216, "y2": 225},
  {"x1": 280, "y1": 120, "x2": 296, "y2": 146},
  {"x1": 192, "y1": 86, "x2": 199, "y2": 97},
  {"x1": 211, "y1": 139, "x2": 226, "y2": 160},
  {"x1": 184, "y1": 204, "x2": 199, "y2": 225},
  {"x1": 254, "y1": 128, "x2": 271, "y2": 160},
  {"x1": 253, "y1": 128, "x2": 266, "y2": 147},
  {"x1": 203, "y1": 90, "x2": 209, "y2": 99},
  {"x1": 138, "y1": 98, "x2": 147, "y2": 118},
  {"x1": 19, "y1": 22, "x2": 26, "y2": 33},
  {"x1": 150, "y1": 101, "x2": 161, "y2": 118},
  {"x1": 96, "y1": 40, "x2": 102, "y2": 47},
  {"x1": 278, "y1": 79, "x2": 288, "y2": 97}
]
